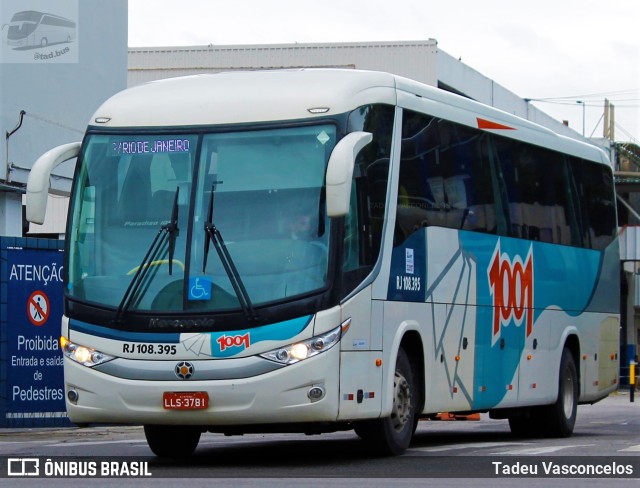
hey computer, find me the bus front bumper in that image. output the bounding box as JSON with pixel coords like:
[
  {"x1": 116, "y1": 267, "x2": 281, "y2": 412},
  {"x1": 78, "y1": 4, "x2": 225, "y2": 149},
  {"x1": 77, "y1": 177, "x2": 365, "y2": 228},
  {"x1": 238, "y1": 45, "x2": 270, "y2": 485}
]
[{"x1": 62, "y1": 346, "x2": 340, "y2": 426}]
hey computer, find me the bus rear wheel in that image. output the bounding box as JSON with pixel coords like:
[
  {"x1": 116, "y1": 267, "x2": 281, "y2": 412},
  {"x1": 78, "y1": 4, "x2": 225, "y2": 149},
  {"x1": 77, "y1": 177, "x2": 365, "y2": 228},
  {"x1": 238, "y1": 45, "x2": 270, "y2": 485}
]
[
  {"x1": 543, "y1": 348, "x2": 578, "y2": 437},
  {"x1": 508, "y1": 348, "x2": 578, "y2": 438},
  {"x1": 354, "y1": 347, "x2": 417, "y2": 455},
  {"x1": 144, "y1": 425, "x2": 201, "y2": 458}
]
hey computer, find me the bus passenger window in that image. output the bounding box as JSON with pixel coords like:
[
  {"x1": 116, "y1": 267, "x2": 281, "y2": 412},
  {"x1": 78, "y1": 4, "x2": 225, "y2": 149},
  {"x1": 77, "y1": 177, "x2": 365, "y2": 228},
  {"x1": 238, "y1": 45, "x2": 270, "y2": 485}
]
[
  {"x1": 494, "y1": 139, "x2": 584, "y2": 247},
  {"x1": 396, "y1": 111, "x2": 497, "y2": 246},
  {"x1": 577, "y1": 160, "x2": 616, "y2": 250}
]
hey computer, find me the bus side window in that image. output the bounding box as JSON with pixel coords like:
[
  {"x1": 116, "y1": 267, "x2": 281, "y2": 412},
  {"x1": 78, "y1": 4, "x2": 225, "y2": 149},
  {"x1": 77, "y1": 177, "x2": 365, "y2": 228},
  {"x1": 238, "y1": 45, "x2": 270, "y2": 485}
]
[
  {"x1": 576, "y1": 160, "x2": 617, "y2": 250},
  {"x1": 343, "y1": 179, "x2": 361, "y2": 273},
  {"x1": 341, "y1": 104, "x2": 395, "y2": 297},
  {"x1": 395, "y1": 111, "x2": 498, "y2": 246},
  {"x1": 494, "y1": 138, "x2": 587, "y2": 247},
  {"x1": 346, "y1": 104, "x2": 395, "y2": 267}
]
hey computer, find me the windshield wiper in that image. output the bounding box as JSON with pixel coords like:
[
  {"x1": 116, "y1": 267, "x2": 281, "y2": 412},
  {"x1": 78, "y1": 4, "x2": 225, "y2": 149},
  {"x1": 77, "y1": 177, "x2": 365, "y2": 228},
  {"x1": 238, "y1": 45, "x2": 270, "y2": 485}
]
[
  {"x1": 113, "y1": 187, "x2": 180, "y2": 324},
  {"x1": 202, "y1": 183, "x2": 259, "y2": 323},
  {"x1": 166, "y1": 188, "x2": 180, "y2": 274}
]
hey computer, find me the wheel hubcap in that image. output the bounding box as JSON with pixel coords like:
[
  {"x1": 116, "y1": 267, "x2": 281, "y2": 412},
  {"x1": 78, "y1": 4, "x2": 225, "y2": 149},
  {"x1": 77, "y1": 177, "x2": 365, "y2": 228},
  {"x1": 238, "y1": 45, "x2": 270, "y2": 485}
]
[
  {"x1": 390, "y1": 371, "x2": 412, "y2": 432},
  {"x1": 562, "y1": 369, "x2": 575, "y2": 419}
]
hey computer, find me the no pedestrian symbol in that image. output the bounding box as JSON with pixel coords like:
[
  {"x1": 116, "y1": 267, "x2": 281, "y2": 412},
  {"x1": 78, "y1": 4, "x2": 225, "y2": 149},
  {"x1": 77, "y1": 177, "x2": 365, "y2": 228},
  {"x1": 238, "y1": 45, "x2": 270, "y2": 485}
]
[{"x1": 27, "y1": 290, "x2": 50, "y2": 326}]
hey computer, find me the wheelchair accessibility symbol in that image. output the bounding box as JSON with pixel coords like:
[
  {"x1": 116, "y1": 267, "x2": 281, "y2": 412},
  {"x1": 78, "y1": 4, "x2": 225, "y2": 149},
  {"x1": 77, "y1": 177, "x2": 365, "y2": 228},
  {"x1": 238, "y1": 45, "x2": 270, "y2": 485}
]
[{"x1": 188, "y1": 277, "x2": 212, "y2": 301}]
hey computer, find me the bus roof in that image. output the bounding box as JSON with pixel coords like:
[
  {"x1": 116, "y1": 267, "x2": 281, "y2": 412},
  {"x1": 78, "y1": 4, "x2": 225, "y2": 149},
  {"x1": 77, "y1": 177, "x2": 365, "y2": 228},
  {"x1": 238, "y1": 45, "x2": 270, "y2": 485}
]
[
  {"x1": 10, "y1": 10, "x2": 71, "y2": 22},
  {"x1": 92, "y1": 69, "x2": 397, "y2": 128},
  {"x1": 90, "y1": 69, "x2": 608, "y2": 165}
]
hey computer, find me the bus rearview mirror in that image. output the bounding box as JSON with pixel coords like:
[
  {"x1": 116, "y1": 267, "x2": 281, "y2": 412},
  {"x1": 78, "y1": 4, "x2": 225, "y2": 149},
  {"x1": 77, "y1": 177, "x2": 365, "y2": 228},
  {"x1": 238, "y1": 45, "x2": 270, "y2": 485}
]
[
  {"x1": 26, "y1": 142, "x2": 81, "y2": 224},
  {"x1": 325, "y1": 131, "x2": 372, "y2": 218}
]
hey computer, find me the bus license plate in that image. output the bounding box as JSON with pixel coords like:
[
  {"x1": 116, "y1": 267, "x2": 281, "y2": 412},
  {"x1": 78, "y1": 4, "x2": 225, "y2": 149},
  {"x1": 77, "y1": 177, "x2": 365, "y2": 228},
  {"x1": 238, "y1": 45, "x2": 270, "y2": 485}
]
[{"x1": 163, "y1": 392, "x2": 209, "y2": 410}]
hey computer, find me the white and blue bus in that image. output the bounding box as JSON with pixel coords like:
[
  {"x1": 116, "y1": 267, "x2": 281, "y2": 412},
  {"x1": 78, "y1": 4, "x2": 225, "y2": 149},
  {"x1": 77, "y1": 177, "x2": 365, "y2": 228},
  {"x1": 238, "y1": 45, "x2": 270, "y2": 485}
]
[{"x1": 27, "y1": 69, "x2": 619, "y2": 456}]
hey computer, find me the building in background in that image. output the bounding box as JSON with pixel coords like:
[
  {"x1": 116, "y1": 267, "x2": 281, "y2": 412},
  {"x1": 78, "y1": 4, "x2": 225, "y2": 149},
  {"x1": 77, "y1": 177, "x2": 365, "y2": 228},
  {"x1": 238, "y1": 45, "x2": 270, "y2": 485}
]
[
  {"x1": 0, "y1": 0, "x2": 127, "y2": 238},
  {"x1": 0, "y1": 0, "x2": 127, "y2": 426},
  {"x1": 128, "y1": 40, "x2": 594, "y2": 144}
]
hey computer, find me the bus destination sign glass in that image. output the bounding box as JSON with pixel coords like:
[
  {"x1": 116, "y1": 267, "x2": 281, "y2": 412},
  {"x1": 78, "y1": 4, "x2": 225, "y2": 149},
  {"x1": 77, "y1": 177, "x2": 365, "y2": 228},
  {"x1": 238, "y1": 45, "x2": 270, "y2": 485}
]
[{"x1": 109, "y1": 138, "x2": 191, "y2": 156}]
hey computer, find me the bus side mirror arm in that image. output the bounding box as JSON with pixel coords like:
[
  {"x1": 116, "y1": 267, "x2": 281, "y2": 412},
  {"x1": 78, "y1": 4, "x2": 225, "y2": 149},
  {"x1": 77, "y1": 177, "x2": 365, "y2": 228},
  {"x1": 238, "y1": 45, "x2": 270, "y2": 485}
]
[
  {"x1": 26, "y1": 142, "x2": 81, "y2": 224},
  {"x1": 325, "y1": 131, "x2": 372, "y2": 218}
]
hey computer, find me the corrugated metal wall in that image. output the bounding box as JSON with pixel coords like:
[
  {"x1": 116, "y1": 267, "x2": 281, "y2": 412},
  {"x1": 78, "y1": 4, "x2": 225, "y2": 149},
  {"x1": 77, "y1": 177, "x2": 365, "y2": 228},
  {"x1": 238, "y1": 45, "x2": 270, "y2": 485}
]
[{"x1": 128, "y1": 40, "x2": 439, "y2": 87}]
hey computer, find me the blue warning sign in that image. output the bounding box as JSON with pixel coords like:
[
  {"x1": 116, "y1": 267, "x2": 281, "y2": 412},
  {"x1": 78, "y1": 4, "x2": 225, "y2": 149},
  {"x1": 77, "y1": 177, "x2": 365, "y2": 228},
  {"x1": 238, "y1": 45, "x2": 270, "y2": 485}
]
[{"x1": 1, "y1": 241, "x2": 69, "y2": 427}]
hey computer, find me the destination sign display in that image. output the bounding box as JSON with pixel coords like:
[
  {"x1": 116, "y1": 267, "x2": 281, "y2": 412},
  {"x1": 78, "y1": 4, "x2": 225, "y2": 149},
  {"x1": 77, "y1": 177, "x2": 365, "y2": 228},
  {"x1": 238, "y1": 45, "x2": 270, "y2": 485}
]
[{"x1": 110, "y1": 139, "x2": 191, "y2": 155}]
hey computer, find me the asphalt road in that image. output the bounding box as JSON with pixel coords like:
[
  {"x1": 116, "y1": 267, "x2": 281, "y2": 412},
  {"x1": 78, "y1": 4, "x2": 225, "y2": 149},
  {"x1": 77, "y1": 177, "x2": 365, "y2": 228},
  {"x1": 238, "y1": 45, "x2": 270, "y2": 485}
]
[{"x1": 0, "y1": 390, "x2": 638, "y2": 486}]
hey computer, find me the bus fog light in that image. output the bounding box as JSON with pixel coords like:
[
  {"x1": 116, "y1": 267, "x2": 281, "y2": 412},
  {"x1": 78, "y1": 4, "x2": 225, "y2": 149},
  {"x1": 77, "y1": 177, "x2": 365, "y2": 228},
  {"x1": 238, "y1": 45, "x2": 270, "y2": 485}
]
[
  {"x1": 67, "y1": 389, "x2": 79, "y2": 403},
  {"x1": 308, "y1": 386, "x2": 325, "y2": 401}
]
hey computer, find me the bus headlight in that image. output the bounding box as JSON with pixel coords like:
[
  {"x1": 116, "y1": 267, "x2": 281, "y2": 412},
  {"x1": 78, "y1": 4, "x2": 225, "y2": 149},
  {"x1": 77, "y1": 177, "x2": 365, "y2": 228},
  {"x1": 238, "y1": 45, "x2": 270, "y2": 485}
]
[
  {"x1": 260, "y1": 321, "x2": 348, "y2": 365},
  {"x1": 60, "y1": 336, "x2": 115, "y2": 367}
]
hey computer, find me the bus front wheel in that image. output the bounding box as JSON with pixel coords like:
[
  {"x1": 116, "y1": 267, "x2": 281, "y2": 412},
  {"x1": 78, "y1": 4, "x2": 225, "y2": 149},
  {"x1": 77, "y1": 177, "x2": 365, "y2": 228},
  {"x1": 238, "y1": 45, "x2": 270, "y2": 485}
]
[
  {"x1": 354, "y1": 347, "x2": 417, "y2": 455},
  {"x1": 144, "y1": 425, "x2": 201, "y2": 458}
]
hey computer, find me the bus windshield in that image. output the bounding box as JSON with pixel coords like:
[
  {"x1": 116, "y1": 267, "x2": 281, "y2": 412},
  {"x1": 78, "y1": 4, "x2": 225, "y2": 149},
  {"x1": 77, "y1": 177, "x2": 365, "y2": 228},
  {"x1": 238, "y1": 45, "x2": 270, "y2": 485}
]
[
  {"x1": 7, "y1": 21, "x2": 38, "y2": 41},
  {"x1": 6, "y1": 12, "x2": 41, "y2": 40},
  {"x1": 67, "y1": 125, "x2": 336, "y2": 315}
]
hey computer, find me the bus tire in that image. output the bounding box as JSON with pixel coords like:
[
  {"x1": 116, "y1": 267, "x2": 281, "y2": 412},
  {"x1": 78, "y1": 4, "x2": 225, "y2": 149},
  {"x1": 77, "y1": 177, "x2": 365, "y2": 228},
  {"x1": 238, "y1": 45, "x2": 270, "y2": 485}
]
[
  {"x1": 544, "y1": 348, "x2": 578, "y2": 437},
  {"x1": 354, "y1": 347, "x2": 417, "y2": 455},
  {"x1": 144, "y1": 425, "x2": 201, "y2": 457}
]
